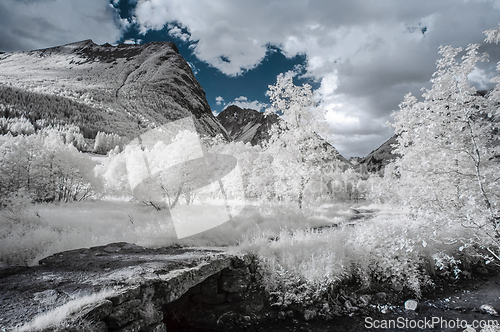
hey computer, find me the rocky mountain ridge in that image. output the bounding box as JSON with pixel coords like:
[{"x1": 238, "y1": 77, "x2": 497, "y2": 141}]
[
  {"x1": 0, "y1": 39, "x2": 228, "y2": 140},
  {"x1": 216, "y1": 105, "x2": 279, "y2": 145}
]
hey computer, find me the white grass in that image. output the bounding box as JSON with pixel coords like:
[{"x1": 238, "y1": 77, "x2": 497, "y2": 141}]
[
  {"x1": 15, "y1": 289, "x2": 115, "y2": 332},
  {"x1": 0, "y1": 198, "x2": 353, "y2": 266},
  {"x1": 238, "y1": 203, "x2": 477, "y2": 308}
]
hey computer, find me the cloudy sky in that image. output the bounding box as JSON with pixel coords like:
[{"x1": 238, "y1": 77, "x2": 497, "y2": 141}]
[{"x1": 1, "y1": 0, "x2": 500, "y2": 158}]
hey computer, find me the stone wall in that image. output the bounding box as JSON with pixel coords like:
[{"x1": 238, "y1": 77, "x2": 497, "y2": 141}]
[{"x1": 57, "y1": 254, "x2": 263, "y2": 332}]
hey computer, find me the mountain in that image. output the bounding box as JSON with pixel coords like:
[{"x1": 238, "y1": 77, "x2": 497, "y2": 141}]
[
  {"x1": 356, "y1": 135, "x2": 399, "y2": 173},
  {"x1": 217, "y1": 105, "x2": 350, "y2": 165},
  {"x1": 216, "y1": 105, "x2": 279, "y2": 145},
  {"x1": 0, "y1": 40, "x2": 228, "y2": 140}
]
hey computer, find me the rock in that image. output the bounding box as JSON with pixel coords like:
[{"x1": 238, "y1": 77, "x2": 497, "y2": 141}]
[
  {"x1": 103, "y1": 245, "x2": 122, "y2": 253},
  {"x1": 479, "y1": 304, "x2": 499, "y2": 316},
  {"x1": 304, "y1": 309, "x2": 317, "y2": 321},
  {"x1": 115, "y1": 319, "x2": 144, "y2": 332},
  {"x1": 109, "y1": 286, "x2": 141, "y2": 306},
  {"x1": 105, "y1": 299, "x2": 142, "y2": 328},
  {"x1": 392, "y1": 282, "x2": 404, "y2": 292},
  {"x1": 220, "y1": 267, "x2": 251, "y2": 293},
  {"x1": 404, "y1": 300, "x2": 418, "y2": 311},
  {"x1": 331, "y1": 305, "x2": 343, "y2": 316},
  {"x1": 286, "y1": 310, "x2": 294, "y2": 318},
  {"x1": 82, "y1": 299, "x2": 114, "y2": 321},
  {"x1": 226, "y1": 292, "x2": 245, "y2": 303},
  {"x1": 200, "y1": 274, "x2": 220, "y2": 295},
  {"x1": 141, "y1": 322, "x2": 167, "y2": 332},
  {"x1": 217, "y1": 105, "x2": 280, "y2": 146},
  {"x1": 138, "y1": 302, "x2": 163, "y2": 326},
  {"x1": 278, "y1": 311, "x2": 286, "y2": 320},
  {"x1": 0, "y1": 243, "x2": 254, "y2": 331},
  {"x1": 232, "y1": 255, "x2": 252, "y2": 268},
  {"x1": 359, "y1": 295, "x2": 371, "y2": 307},
  {"x1": 374, "y1": 292, "x2": 387, "y2": 302},
  {"x1": 345, "y1": 300, "x2": 358, "y2": 311},
  {"x1": 236, "y1": 293, "x2": 265, "y2": 314},
  {"x1": 475, "y1": 267, "x2": 489, "y2": 276},
  {"x1": 94, "y1": 320, "x2": 109, "y2": 332}
]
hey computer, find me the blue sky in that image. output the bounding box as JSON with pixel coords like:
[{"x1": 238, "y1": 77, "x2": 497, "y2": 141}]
[{"x1": 1, "y1": 0, "x2": 500, "y2": 158}]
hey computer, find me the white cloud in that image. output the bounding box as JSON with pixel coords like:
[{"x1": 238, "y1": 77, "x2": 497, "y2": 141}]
[
  {"x1": 167, "y1": 23, "x2": 191, "y2": 42},
  {"x1": 123, "y1": 38, "x2": 143, "y2": 45},
  {"x1": 0, "y1": 0, "x2": 126, "y2": 52},
  {"x1": 226, "y1": 96, "x2": 268, "y2": 112},
  {"x1": 469, "y1": 67, "x2": 496, "y2": 90},
  {"x1": 215, "y1": 96, "x2": 224, "y2": 105}
]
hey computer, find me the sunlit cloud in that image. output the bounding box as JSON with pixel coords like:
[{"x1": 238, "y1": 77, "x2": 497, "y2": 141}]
[{"x1": 225, "y1": 96, "x2": 268, "y2": 112}]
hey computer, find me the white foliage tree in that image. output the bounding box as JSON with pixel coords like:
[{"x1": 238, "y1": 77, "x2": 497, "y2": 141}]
[
  {"x1": 392, "y1": 36, "x2": 500, "y2": 247},
  {"x1": 93, "y1": 131, "x2": 124, "y2": 154},
  {"x1": 251, "y1": 73, "x2": 337, "y2": 209},
  {"x1": 0, "y1": 131, "x2": 98, "y2": 205}
]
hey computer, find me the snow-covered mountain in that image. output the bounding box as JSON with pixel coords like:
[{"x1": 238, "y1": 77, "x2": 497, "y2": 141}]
[{"x1": 0, "y1": 40, "x2": 228, "y2": 139}]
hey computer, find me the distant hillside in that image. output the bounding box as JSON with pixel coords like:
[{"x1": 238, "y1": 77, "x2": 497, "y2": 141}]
[
  {"x1": 356, "y1": 135, "x2": 399, "y2": 173},
  {"x1": 217, "y1": 105, "x2": 279, "y2": 145},
  {"x1": 0, "y1": 40, "x2": 228, "y2": 140},
  {"x1": 217, "y1": 105, "x2": 351, "y2": 165}
]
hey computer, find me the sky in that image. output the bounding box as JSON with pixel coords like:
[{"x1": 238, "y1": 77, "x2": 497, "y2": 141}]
[{"x1": 1, "y1": 1, "x2": 500, "y2": 158}]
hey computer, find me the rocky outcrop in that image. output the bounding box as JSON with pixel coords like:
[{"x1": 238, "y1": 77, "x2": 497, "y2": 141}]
[
  {"x1": 0, "y1": 40, "x2": 228, "y2": 140},
  {"x1": 0, "y1": 242, "x2": 261, "y2": 332}
]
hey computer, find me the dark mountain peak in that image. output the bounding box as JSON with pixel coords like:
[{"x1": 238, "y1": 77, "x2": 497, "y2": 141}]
[{"x1": 217, "y1": 105, "x2": 278, "y2": 145}]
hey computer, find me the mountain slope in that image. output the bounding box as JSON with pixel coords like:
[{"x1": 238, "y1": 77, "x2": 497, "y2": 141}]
[
  {"x1": 0, "y1": 40, "x2": 228, "y2": 139},
  {"x1": 357, "y1": 135, "x2": 399, "y2": 173}
]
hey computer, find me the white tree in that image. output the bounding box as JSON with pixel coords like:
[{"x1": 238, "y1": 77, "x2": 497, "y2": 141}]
[
  {"x1": 0, "y1": 130, "x2": 98, "y2": 205},
  {"x1": 94, "y1": 131, "x2": 124, "y2": 154},
  {"x1": 251, "y1": 73, "x2": 337, "y2": 209},
  {"x1": 392, "y1": 39, "x2": 500, "y2": 247}
]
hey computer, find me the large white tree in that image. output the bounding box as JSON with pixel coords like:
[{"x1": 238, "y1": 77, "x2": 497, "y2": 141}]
[
  {"x1": 392, "y1": 33, "x2": 500, "y2": 247},
  {"x1": 250, "y1": 73, "x2": 337, "y2": 209}
]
